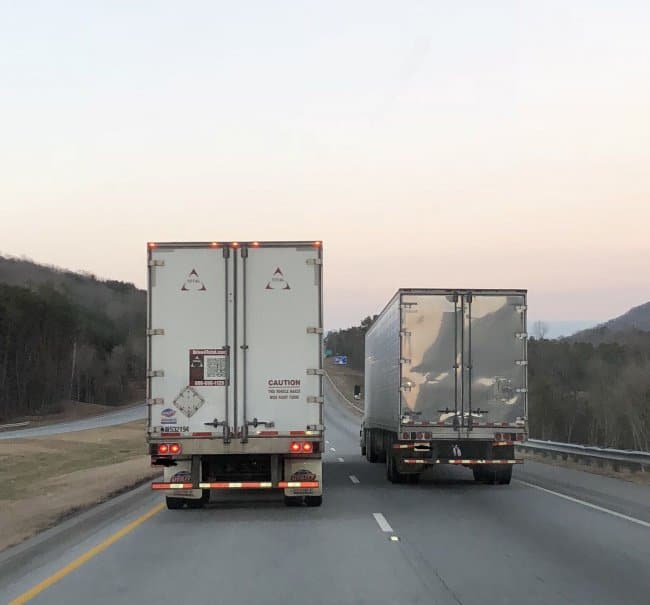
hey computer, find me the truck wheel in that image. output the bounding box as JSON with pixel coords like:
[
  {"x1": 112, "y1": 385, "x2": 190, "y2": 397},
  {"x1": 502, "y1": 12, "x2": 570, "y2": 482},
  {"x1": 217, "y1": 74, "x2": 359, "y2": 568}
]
[
  {"x1": 366, "y1": 430, "x2": 378, "y2": 463},
  {"x1": 188, "y1": 490, "x2": 210, "y2": 509},
  {"x1": 497, "y1": 466, "x2": 513, "y2": 485},
  {"x1": 472, "y1": 467, "x2": 484, "y2": 482},
  {"x1": 166, "y1": 497, "x2": 185, "y2": 510},
  {"x1": 284, "y1": 495, "x2": 303, "y2": 507},
  {"x1": 377, "y1": 431, "x2": 387, "y2": 464},
  {"x1": 386, "y1": 453, "x2": 405, "y2": 484},
  {"x1": 305, "y1": 495, "x2": 322, "y2": 507},
  {"x1": 406, "y1": 473, "x2": 420, "y2": 484}
]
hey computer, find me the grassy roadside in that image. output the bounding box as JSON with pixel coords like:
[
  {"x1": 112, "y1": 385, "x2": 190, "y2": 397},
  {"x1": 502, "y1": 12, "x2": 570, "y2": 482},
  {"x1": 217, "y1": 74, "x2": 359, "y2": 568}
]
[
  {"x1": 0, "y1": 420, "x2": 158, "y2": 552},
  {"x1": 324, "y1": 358, "x2": 365, "y2": 411}
]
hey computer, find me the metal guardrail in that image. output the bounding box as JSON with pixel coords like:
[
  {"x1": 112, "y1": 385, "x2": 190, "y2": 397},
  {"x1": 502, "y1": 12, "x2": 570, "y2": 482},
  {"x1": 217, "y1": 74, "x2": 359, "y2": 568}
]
[
  {"x1": 517, "y1": 439, "x2": 650, "y2": 472},
  {"x1": 0, "y1": 421, "x2": 30, "y2": 431}
]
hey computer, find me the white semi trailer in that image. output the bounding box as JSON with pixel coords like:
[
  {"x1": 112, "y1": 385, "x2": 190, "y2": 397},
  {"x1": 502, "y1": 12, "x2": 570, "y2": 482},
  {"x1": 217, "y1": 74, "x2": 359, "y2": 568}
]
[
  {"x1": 147, "y1": 241, "x2": 324, "y2": 509},
  {"x1": 362, "y1": 289, "x2": 528, "y2": 485}
]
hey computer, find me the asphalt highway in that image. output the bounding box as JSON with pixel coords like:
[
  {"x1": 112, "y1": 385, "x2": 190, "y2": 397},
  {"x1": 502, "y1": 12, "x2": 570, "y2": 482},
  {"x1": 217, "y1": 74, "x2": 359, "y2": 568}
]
[
  {"x1": 0, "y1": 404, "x2": 146, "y2": 440},
  {"x1": 1, "y1": 383, "x2": 648, "y2": 604}
]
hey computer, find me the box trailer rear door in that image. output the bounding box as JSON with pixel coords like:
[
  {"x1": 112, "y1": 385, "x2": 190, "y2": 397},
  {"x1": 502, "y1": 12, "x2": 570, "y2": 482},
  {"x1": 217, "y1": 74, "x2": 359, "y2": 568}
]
[
  {"x1": 148, "y1": 245, "x2": 230, "y2": 438},
  {"x1": 237, "y1": 244, "x2": 323, "y2": 437},
  {"x1": 400, "y1": 290, "x2": 527, "y2": 433}
]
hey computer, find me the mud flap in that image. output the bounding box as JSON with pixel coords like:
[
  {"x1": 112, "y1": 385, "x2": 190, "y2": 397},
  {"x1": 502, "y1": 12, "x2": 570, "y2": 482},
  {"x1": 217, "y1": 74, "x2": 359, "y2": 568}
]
[
  {"x1": 283, "y1": 458, "x2": 323, "y2": 496},
  {"x1": 163, "y1": 460, "x2": 202, "y2": 499}
]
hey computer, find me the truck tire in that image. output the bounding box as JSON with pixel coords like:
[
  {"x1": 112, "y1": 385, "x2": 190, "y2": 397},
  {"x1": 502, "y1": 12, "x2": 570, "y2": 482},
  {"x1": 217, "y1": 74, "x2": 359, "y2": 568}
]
[
  {"x1": 472, "y1": 466, "x2": 484, "y2": 482},
  {"x1": 377, "y1": 431, "x2": 387, "y2": 464},
  {"x1": 386, "y1": 453, "x2": 405, "y2": 484},
  {"x1": 406, "y1": 473, "x2": 420, "y2": 484},
  {"x1": 188, "y1": 490, "x2": 210, "y2": 509},
  {"x1": 366, "y1": 430, "x2": 378, "y2": 463},
  {"x1": 305, "y1": 495, "x2": 322, "y2": 507},
  {"x1": 497, "y1": 465, "x2": 513, "y2": 485},
  {"x1": 166, "y1": 497, "x2": 185, "y2": 510},
  {"x1": 284, "y1": 495, "x2": 303, "y2": 507}
]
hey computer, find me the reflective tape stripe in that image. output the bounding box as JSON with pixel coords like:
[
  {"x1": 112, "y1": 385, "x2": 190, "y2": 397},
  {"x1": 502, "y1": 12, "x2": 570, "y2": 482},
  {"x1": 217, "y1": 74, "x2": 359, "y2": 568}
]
[
  {"x1": 151, "y1": 483, "x2": 193, "y2": 489},
  {"x1": 160, "y1": 432, "x2": 181, "y2": 437},
  {"x1": 402, "y1": 459, "x2": 523, "y2": 465},
  {"x1": 192, "y1": 432, "x2": 213, "y2": 437},
  {"x1": 198, "y1": 482, "x2": 273, "y2": 489},
  {"x1": 277, "y1": 481, "x2": 320, "y2": 488}
]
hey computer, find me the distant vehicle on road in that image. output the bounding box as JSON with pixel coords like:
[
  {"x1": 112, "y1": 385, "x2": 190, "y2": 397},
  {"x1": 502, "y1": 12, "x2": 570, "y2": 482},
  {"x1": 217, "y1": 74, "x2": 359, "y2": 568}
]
[
  {"x1": 361, "y1": 289, "x2": 528, "y2": 485},
  {"x1": 147, "y1": 241, "x2": 324, "y2": 509}
]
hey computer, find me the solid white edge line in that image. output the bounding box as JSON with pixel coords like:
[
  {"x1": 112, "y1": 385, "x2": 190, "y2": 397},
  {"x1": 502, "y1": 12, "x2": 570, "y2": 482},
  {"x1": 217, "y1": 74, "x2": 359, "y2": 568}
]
[
  {"x1": 372, "y1": 513, "x2": 393, "y2": 532},
  {"x1": 515, "y1": 480, "x2": 650, "y2": 529},
  {"x1": 349, "y1": 475, "x2": 360, "y2": 484},
  {"x1": 337, "y1": 457, "x2": 345, "y2": 462}
]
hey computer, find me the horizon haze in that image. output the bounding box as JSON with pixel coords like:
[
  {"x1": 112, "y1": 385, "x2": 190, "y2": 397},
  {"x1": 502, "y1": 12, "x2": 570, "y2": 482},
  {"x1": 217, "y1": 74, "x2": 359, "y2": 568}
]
[{"x1": 2, "y1": 1, "x2": 649, "y2": 328}]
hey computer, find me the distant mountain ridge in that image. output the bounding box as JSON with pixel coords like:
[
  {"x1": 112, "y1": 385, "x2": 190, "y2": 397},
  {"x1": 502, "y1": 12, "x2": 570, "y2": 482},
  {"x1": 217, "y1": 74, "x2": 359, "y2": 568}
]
[{"x1": 569, "y1": 301, "x2": 650, "y2": 344}]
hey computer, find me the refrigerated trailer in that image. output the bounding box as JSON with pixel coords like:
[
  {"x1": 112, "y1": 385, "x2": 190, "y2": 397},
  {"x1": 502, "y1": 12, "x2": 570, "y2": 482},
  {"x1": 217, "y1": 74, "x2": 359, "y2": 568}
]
[
  {"x1": 361, "y1": 289, "x2": 528, "y2": 485},
  {"x1": 147, "y1": 241, "x2": 324, "y2": 509}
]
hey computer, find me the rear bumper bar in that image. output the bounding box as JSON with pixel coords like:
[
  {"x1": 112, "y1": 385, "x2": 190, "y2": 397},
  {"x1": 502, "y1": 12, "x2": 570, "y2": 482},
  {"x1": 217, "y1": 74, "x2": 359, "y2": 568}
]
[
  {"x1": 402, "y1": 459, "x2": 523, "y2": 465},
  {"x1": 152, "y1": 481, "x2": 320, "y2": 490}
]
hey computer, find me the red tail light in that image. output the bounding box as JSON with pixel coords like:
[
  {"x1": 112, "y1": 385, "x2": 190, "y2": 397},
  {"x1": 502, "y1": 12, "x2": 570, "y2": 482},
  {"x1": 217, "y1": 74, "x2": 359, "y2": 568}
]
[
  {"x1": 169, "y1": 443, "x2": 181, "y2": 454},
  {"x1": 158, "y1": 444, "x2": 169, "y2": 455},
  {"x1": 302, "y1": 442, "x2": 313, "y2": 453},
  {"x1": 290, "y1": 442, "x2": 301, "y2": 452},
  {"x1": 516, "y1": 433, "x2": 525, "y2": 441}
]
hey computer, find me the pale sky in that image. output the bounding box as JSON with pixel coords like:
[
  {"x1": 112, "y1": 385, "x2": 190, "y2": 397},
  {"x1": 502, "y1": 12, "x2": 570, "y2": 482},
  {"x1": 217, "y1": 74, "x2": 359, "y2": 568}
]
[{"x1": 2, "y1": 1, "x2": 649, "y2": 328}]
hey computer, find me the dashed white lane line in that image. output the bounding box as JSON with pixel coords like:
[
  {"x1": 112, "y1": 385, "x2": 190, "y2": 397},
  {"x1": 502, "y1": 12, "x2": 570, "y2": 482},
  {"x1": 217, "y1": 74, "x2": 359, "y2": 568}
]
[
  {"x1": 349, "y1": 475, "x2": 360, "y2": 484},
  {"x1": 372, "y1": 513, "x2": 394, "y2": 533},
  {"x1": 516, "y1": 480, "x2": 650, "y2": 529},
  {"x1": 337, "y1": 457, "x2": 345, "y2": 462},
  {"x1": 326, "y1": 440, "x2": 330, "y2": 444},
  {"x1": 329, "y1": 448, "x2": 336, "y2": 452}
]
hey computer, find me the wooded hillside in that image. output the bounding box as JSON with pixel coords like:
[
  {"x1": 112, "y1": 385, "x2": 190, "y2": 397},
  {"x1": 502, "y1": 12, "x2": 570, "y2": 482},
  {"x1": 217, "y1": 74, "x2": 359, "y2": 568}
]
[{"x1": 0, "y1": 256, "x2": 145, "y2": 422}]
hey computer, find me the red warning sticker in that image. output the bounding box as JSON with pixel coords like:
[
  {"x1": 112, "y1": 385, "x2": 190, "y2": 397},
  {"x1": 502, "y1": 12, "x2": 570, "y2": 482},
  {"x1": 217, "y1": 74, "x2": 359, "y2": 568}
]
[
  {"x1": 181, "y1": 269, "x2": 207, "y2": 291},
  {"x1": 265, "y1": 267, "x2": 290, "y2": 290},
  {"x1": 189, "y1": 349, "x2": 228, "y2": 386}
]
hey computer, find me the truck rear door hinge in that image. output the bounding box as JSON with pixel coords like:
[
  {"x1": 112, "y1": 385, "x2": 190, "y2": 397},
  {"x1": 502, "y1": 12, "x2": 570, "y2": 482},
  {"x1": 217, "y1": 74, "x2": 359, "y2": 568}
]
[
  {"x1": 306, "y1": 369, "x2": 325, "y2": 376},
  {"x1": 400, "y1": 302, "x2": 418, "y2": 309},
  {"x1": 515, "y1": 360, "x2": 528, "y2": 366},
  {"x1": 307, "y1": 396, "x2": 324, "y2": 404},
  {"x1": 515, "y1": 332, "x2": 528, "y2": 339},
  {"x1": 515, "y1": 305, "x2": 527, "y2": 312},
  {"x1": 147, "y1": 370, "x2": 165, "y2": 377},
  {"x1": 147, "y1": 329, "x2": 165, "y2": 336},
  {"x1": 147, "y1": 398, "x2": 164, "y2": 405},
  {"x1": 306, "y1": 327, "x2": 323, "y2": 334},
  {"x1": 515, "y1": 388, "x2": 528, "y2": 393},
  {"x1": 400, "y1": 330, "x2": 411, "y2": 336},
  {"x1": 400, "y1": 358, "x2": 411, "y2": 364},
  {"x1": 306, "y1": 258, "x2": 322, "y2": 265},
  {"x1": 148, "y1": 260, "x2": 165, "y2": 267}
]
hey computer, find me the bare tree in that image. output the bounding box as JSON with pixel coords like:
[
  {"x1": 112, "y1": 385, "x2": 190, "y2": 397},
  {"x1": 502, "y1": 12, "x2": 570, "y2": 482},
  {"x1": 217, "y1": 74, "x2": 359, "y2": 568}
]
[{"x1": 532, "y1": 320, "x2": 550, "y2": 340}]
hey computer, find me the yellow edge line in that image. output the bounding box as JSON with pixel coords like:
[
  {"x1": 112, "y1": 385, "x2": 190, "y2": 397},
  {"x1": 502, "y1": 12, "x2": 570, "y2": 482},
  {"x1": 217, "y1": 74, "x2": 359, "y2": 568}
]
[{"x1": 9, "y1": 502, "x2": 165, "y2": 605}]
